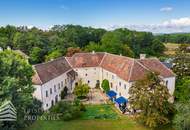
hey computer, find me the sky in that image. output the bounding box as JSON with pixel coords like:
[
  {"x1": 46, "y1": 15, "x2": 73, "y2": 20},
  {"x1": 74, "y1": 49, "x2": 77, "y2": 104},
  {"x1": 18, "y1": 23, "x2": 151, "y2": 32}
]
[{"x1": 0, "y1": 0, "x2": 190, "y2": 33}]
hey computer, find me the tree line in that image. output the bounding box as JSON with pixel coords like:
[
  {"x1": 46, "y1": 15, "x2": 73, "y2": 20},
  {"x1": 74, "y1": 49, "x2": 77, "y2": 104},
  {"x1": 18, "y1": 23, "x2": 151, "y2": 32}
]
[
  {"x1": 0, "y1": 25, "x2": 165, "y2": 64},
  {"x1": 156, "y1": 33, "x2": 190, "y2": 44}
]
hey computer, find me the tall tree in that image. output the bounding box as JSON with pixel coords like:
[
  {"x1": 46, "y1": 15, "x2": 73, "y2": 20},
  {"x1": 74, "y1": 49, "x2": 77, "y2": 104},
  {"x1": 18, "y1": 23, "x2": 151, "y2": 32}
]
[
  {"x1": 172, "y1": 44, "x2": 190, "y2": 79},
  {"x1": 29, "y1": 47, "x2": 45, "y2": 64},
  {"x1": 45, "y1": 50, "x2": 62, "y2": 62},
  {"x1": 66, "y1": 47, "x2": 82, "y2": 57},
  {"x1": 129, "y1": 72, "x2": 174, "y2": 128},
  {"x1": 0, "y1": 50, "x2": 41, "y2": 129}
]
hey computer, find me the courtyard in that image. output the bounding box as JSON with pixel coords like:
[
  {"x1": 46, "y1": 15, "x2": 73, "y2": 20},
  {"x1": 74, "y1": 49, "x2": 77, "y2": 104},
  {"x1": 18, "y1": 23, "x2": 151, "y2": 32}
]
[{"x1": 64, "y1": 88, "x2": 108, "y2": 104}]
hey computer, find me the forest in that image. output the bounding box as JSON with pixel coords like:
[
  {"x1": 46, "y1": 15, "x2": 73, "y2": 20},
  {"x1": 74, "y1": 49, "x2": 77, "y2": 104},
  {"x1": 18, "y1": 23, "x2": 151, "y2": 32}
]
[
  {"x1": 156, "y1": 33, "x2": 190, "y2": 44},
  {"x1": 0, "y1": 25, "x2": 165, "y2": 64}
]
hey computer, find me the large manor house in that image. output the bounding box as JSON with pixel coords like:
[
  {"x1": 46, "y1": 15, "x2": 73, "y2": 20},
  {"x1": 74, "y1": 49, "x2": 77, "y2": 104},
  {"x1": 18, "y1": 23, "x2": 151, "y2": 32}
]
[{"x1": 32, "y1": 52, "x2": 176, "y2": 110}]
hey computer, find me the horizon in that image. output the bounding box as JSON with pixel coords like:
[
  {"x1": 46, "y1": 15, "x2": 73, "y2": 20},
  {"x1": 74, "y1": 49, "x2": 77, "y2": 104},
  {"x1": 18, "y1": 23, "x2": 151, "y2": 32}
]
[{"x1": 1, "y1": 0, "x2": 190, "y2": 33}]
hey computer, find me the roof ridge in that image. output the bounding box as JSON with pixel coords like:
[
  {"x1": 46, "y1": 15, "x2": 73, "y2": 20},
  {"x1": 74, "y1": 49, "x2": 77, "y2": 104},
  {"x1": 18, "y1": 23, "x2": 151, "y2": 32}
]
[
  {"x1": 105, "y1": 52, "x2": 134, "y2": 60},
  {"x1": 127, "y1": 59, "x2": 135, "y2": 82},
  {"x1": 65, "y1": 57, "x2": 73, "y2": 68},
  {"x1": 34, "y1": 56, "x2": 65, "y2": 67},
  {"x1": 153, "y1": 58, "x2": 176, "y2": 77},
  {"x1": 72, "y1": 52, "x2": 106, "y2": 56},
  {"x1": 135, "y1": 59, "x2": 151, "y2": 71},
  {"x1": 99, "y1": 52, "x2": 107, "y2": 66}
]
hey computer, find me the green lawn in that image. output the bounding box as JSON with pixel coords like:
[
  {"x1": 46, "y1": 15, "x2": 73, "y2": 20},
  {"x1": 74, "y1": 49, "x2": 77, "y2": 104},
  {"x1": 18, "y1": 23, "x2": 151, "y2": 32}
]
[
  {"x1": 26, "y1": 104, "x2": 172, "y2": 130},
  {"x1": 80, "y1": 104, "x2": 118, "y2": 119}
]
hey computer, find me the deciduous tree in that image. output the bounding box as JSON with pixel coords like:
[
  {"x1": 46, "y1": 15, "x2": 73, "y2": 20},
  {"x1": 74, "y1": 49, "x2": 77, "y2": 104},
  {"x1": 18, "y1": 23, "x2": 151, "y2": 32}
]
[
  {"x1": 129, "y1": 72, "x2": 174, "y2": 128},
  {"x1": 0, "y1": 50, "x2": 41, "y2": 129}
]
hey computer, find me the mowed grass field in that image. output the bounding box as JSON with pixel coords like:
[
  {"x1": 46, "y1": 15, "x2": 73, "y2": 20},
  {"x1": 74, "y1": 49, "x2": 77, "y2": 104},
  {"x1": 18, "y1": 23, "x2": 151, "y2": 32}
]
[
  {"x1": 26, "y1": 105, "x2": 149, "y2": 130},
  {"x1": 164, "y1": 43, "x2": 180, "y2": 55},
  {"x1": 26, "y1": 104, "x2": 174, "y2": 130}
]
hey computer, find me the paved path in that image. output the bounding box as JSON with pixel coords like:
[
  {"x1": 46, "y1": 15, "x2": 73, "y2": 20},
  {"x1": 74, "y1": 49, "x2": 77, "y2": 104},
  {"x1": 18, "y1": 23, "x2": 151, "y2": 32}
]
[
  {"x1": 63, "y1": 89, "x2": 108, "y2": 104},
  {"x1": 84, "y1": 89, "x2": 108, "y2": 104}
]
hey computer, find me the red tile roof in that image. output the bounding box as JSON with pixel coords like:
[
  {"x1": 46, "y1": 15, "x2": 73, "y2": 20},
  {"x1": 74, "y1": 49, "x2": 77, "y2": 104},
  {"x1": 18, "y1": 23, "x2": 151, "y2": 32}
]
[
  {"x1": 32, "y1": 52, "x2": 175, "y2": 85},
  {"x1": 32, "y1": 57, "x2": 72, "y2": 85},
  {"x1": 66, "y1": 52, "x2": 105, "y2": 68},
  {"x1": 137, "y1": 58, "x2": 175, "y2": 78},
  {"x1": 100, "y1": 54, "x2": 134, "y2": 81}
]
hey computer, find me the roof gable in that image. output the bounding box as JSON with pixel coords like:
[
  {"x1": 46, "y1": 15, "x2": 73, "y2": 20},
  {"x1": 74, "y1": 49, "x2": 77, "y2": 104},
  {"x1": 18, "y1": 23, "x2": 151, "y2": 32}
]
[
  {"x1": 32, "y1": 57, "x2": 72, "y2": 85},
  {"x1": 137, "y1": 58, "x2": 175, "y2": 78}
]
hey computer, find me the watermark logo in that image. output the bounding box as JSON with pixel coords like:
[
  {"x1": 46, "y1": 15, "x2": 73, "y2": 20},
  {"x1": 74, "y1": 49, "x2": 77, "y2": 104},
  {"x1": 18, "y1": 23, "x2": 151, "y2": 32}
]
[{"x1": 0, "y1": 101, "x2": 17, "y2": 121}]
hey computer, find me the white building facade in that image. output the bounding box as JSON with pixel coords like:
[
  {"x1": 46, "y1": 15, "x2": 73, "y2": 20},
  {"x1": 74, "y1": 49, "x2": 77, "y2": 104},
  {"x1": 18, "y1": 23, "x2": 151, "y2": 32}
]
[{"x1": 32, "y1": 52, "x2": 176, "y2": 110}]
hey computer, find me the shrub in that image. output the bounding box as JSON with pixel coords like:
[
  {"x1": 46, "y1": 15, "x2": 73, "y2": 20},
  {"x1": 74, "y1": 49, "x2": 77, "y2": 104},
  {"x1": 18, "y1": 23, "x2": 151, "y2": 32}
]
[
  {"x1": 101, "y1": 79, "x2": 110, "y2": 93},
  {"x1": 74, "y1": 98, "x2": 86, "y2": 111},
  {"x1": 80, "y1": 103, "x2": 86, "y2": 112},
  {"x1": 50, "y1": 101, "x2": 80, "y2": 121},
  {"x1": 63, "y1": 112, "x2": 73, "y2": 121},
  {"x1": 50, "y1": 100, "x2": 85, "y2": 121}
]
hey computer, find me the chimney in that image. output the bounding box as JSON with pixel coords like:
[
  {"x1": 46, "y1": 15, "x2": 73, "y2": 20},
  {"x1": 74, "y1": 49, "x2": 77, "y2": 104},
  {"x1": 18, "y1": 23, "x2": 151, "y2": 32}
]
[{"x1": 140, "y1": 54, "x2": 146, "y2": 59}]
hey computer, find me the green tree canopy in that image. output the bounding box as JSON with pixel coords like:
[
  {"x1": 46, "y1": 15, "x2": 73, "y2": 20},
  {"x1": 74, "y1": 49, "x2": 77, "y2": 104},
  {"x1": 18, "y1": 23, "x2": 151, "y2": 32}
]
[
  {"x1": 172, "y1": 44, "x2": 190, "y2": 79},
  {"x1": 129, "y1": 72, "x2": 174, "y2": 128},
  {"x1": 173, "y1": 101, "x2": 190, "y2": 130},
  {"x1": 174, "y1": 76, "x2": 190, "y2": 102},
  {"x1": 29, "y1": 47, "x2": 46, "y2": 64},
  {"x1": 74, "y1": 79, "x2": 90, "y2": 98},
  {"x1": 0, "y1": 50, "x2": 41, "y2": 129},
  {"x1": 45, "y1": 50, "x2": 62, "y2": 62},
  {"x1": 101, "y1": 79, "x2": 110, "y2": 93}
]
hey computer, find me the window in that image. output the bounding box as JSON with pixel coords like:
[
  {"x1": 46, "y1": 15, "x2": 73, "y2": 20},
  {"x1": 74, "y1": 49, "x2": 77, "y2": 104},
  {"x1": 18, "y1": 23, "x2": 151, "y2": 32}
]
[
  {"x1": 119, "y1": 82, "x2": 121, "y2": 86},
  {"x1": 61, "y1": 81, "x2": 63, "y2": 87},
  {"x1": 111, "y1": 82, "x2": 113, "y2": 88},
  {"x1": 46, "y1": 91, "x2": 48, "y2": 97},
  {"x1": 106, "y1": 72, "x2": 108, "y2": 77},
  {"x1": 116, "y1": 86, "x2": 118, "y2": 91},
  {"x1": 119, "y1": 92, "x2": 121, "y2": 96},
  {"x1": 166, "y1": 80, "x2": 168, "y2": 86},
  {"x1": 50, "y1": 88, "x2": 52, "y2": 94},
  {"x1": 112, "y1": 75, "x2": 114, "y2": 79},
  {"x1": 94, "y1": 68, "x2": 96, "y2": 70},
  {"x1": 85, "y1": 74, "x2": 88, "y2": 76},
  {"x1": 124, "y1": 84, "x2": 126, "y2": 89},
  {"x1": 88, "y1": 80, "x2": 90, "y2": 84},
  {"x1": 85, "y1": 69, "x2": 88, "y2": 71},
  {"x1": 54, "y1": 85, "x2": 56, "y2": 92},
  {"x1": 46, "y1": 104, "x2": 48, "y2": 107},
  {"x1": 58, "y1": 83, "x2": 60, "y2": 89},
  {"x1": 65, "y1": 79, "x2": 67, "y2": 84}
]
